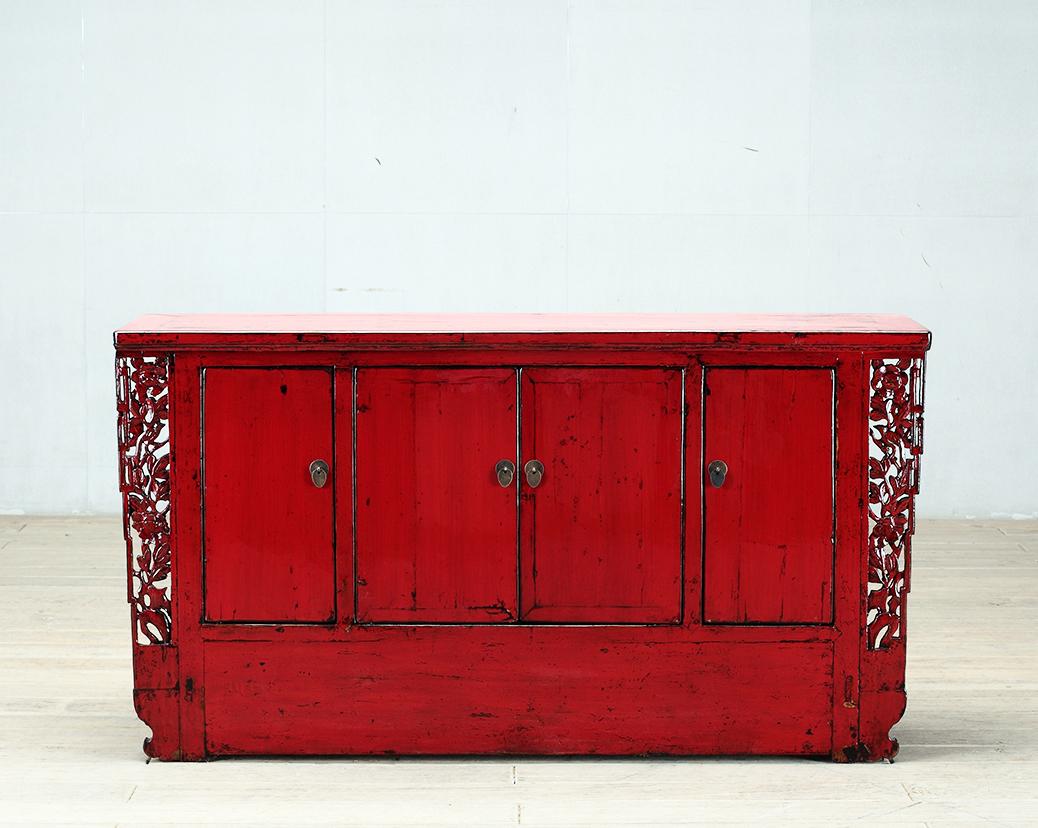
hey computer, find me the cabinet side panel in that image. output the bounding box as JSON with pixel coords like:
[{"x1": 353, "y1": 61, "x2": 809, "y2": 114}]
[
  {"x1": 854, "y1": 353, "x2": 926, "y2": 760},
  {"x1": 117, "y1": 354, "x2": 173, "y2": 645},
  {"x1": 117, "y1": 352, "x2": 182, "y2": 759}
]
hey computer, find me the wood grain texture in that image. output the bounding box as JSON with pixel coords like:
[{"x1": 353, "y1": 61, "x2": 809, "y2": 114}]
[
  {"x1": 171, "y1": 353, "x2": 205, "y2": 758},
  {"x1": 355, "y1": 368, "x2": 518, "y2": 622},
  {"x1": 203, "y1": 637, "x2": 833, "y2": 756},
  {"x1": 703, "y1": 367, "x2": 835, "y2": 624},
  {"x1": 202, "y1": 367, "x2": 335, "y2": 622},
  {"x1": 520, "y1": 368, "x2": 683, "y2": 622}
]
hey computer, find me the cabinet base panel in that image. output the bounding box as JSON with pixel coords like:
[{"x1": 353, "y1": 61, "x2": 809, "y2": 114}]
[{"x1": 197, "y1": 638, "x2": 834, "y2": 757}]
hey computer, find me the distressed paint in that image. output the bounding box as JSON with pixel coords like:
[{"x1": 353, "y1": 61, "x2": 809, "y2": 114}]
[
  {"x1": 114, "y1": 313, "x2": 929, "y2": 762},
  {"x1": 204, "y1": 637, "x2": 834, "y2": 756},
  {"x1": 355, "y1": 368, "x2": 518, "y2": 623},
  {"x1": 519, "y1": 367, "x2": 683, "y2": 623},
  {"x1": 703, "y1": 367, "x2": 835, "y2": 624},
  {"x1": 202, "y1": 367, "x2": 336, "y2": 623}
]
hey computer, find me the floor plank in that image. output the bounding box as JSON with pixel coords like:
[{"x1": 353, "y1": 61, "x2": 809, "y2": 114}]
[{"x1": 1, "y1": 517, "x2": 1037, "y2": 824}]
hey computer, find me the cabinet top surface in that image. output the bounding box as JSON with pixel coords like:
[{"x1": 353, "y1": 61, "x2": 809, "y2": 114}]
[{"x1": 115, "y1": 313, "x2": 930, "y2": 350}]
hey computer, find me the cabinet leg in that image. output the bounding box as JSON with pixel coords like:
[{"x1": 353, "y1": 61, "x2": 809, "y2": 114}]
[{"x1": 133, "y1": 688, "x2": 181, "y2": 761}]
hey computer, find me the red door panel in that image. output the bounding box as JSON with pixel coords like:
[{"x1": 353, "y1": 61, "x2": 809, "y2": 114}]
[
  {"x1": 355, "y1": 368, "x2": 518, "y2": 623},
  {"x1": 520, "y1": 368, "x2": 683, "y2": 623},
  {"x1": 703, "y1": 367, "x2": 834, "y2": 624},
  {"x1": 203, "y1": 367, "x2": 335, "y2": 622}
]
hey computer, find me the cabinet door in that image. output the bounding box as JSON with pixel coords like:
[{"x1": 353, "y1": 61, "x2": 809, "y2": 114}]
[
  {"x1": 203, "y1": 367, "x2": 335, "y2": 623},
  {"x1": 355, "y1": 368, "x2": 518, "y2": 623},
  {"x1": 703, "y1": 367, "x2": 834, "y2": 624},
  {"x1": 520, "y1": 368, "x2": 683, "y2": 623}
]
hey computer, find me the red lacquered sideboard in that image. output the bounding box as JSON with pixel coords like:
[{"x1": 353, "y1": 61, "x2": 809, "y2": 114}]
[{"x1": 114, "y1": 313, "x2": 929, "y2": 761}]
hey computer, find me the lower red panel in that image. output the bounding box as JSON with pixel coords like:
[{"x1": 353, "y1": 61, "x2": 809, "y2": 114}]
[{"x1": 203, "y1": 636, "x2": 833, "y2": 756}]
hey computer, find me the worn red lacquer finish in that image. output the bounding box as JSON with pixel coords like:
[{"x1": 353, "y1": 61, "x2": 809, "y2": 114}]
[
  {"x1": 114, "y1": 313, "x2": 930, "y2": 761},
  {"x1": 355, "y1": 368, "x2": 518, "y2": 623},
  {"x1": 520, "y1": 367, "x2": 683, "y2": 623},
  {"x1": 202, "y1": 367, "x2": 335, "y2": 623},
  {"x1": 703, "y1": 367, "x2": 835, "y2": 624}
]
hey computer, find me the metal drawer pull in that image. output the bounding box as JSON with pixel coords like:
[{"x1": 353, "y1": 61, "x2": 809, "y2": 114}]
[
  {"x1": 309, "y1": 459, "x2": 329, "y2": 488},
  {"x1": 524, "y1": 459, "x2": 544, "y2": 488},
  {"x1": 708, "y1": 459, "x2": 728, "y2": 488},
  {"x1": 495, "y1": 459, "x2": 516, "y2": 487}
]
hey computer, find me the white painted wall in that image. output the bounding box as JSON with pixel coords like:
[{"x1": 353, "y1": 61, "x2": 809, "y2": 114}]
[{"x1": 1, "y1": 0, "x2": 1036, "y2": 517}]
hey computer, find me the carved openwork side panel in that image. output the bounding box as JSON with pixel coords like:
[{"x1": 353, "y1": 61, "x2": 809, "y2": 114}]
[
  {"x1": 117, "y1": 355, "x2": 173, "y2": 645},
  {"x1": 866, "y1": 357, "x2": 925, "y2": 650}
]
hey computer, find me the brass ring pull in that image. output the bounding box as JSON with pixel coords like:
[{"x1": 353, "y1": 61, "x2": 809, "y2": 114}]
[
  {"x1": 524, "y1": 459, "x2": 544, "y2": 488},
  {"x1": 309, "y1": 459, "x2": 329, "y2": 488},
  {"x1": 495, "y1": 459, "x2": 516, "y2": 487},
  {"x1": 708, "y1": 459, "x2": 727, "y2": 488}
]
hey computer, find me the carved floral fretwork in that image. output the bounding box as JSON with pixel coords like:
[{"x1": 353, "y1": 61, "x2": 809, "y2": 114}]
[
  {"x1": 866, "y1": 357, "x2": 925, "y2": 650},
  {"x1": 117, "y1": 355, "x2": 172, "y2": 645}
]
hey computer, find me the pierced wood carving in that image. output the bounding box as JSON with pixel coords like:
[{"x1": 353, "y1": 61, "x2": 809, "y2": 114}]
[
  {"x1": 117, "y1": 355, "x2": 173, "y2": 645},
  {"x1": 866, "y1": 357, "x2": 925, "y2": 650}
]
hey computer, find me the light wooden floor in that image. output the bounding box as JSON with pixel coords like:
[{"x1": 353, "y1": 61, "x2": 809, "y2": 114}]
[{"x1": 1, "y1": 517, "x2": 1036, "y2": 826}]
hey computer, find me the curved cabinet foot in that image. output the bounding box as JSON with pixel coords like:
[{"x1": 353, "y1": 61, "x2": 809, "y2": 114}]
[
  {"x1": 134, "y1": 688, "x2": 181, "y2": 760},
  {"x1": 838, "y1": 689, "x2": 906, "y2": 762}
]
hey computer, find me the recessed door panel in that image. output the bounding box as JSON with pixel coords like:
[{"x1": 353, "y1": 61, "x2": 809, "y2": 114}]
[
  {"x1": 356, "y1": 368, "x2": 518, "y2": 623},
  {"x1": 520, "y1": 368, "x2": 683, "y2": 623},
  {"x1": 704, "y1": 367, "x2": 834, "y2": 624},
  {"x1": 203, "y1": 367, "x2": 335, "y2": 623}
]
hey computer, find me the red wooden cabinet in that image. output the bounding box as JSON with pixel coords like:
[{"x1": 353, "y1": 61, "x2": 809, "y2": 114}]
[{"x1": 115, "y1": 314, "x2": 929, "y2": 761}]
